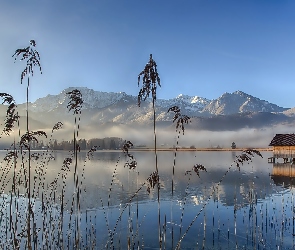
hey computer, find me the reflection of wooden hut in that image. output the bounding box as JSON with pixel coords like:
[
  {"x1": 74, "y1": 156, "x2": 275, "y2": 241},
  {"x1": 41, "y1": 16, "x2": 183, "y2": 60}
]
[
  {"x1": 271, "y1": 163, "x2": 295, "y2": 187},
  {"x1": 269, "y1": 134, "x2": 295, "y2": 163},
  {"x1": 271, "y1": 175, "x2": 295, "y2": 188},
  {"x1": 272, "y1": 163, "x2": 295, "y2": 177}
]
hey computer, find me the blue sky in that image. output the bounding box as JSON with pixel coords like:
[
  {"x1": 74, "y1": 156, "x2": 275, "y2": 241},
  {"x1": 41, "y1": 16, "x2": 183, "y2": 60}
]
[{"x1": 0, "y1": 0, "x2": 295, "y2": 107}]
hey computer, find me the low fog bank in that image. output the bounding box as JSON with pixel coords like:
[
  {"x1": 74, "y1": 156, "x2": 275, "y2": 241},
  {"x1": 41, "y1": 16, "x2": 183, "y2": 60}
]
[
  {"x1": 48, "y1": 123, "x2": 295, "y2": 149},
  {"x1": 145, "y1": 125, "x2": 293, "y2": 148},
  {"x1": 1, "y1": 123, "x2": 293, "y2": 149},
  {"x1": 176, "y1": 127, "x2": 280, "y2": 148}
]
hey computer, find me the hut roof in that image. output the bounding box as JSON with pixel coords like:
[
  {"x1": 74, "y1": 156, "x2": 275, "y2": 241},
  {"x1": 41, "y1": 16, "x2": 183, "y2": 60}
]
[{"x1": 269, "y1": 134, "x2": 295, "y2": 146}]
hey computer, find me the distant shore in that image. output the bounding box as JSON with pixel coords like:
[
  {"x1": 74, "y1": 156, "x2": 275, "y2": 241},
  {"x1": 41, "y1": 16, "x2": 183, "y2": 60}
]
[
  {"x1": 0, "y1": 148, "x2": 272, "y2": 152},
  {"x1": 130, "y1": 147, "x2": 273, "y2": 152}
]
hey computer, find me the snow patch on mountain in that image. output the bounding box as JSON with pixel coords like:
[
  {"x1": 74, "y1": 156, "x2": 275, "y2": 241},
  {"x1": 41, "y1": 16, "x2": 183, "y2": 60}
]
[{"x1": 156, "y1": 94, "x2": 210, "y2": 113}]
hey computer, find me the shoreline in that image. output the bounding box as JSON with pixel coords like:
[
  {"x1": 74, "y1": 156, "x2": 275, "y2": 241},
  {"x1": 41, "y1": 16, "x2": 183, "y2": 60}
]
[
  {"x1": 130, "y1": 147, "x2": 272, "y2": 152},
  {"x1": 0, "y1": 148, "x2": 272, "y2": 152}
]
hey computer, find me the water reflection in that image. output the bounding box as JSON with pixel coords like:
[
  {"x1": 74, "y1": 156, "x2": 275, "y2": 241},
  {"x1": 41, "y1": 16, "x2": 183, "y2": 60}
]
[
  {"x1": 38, "y1": 151, "x2": 280, "y2": 210},
  {"x1": 271, "y1": 162, "x2": 295, "y2": 188},
  {"x1": 231, "y1": 150, "x2": 236, "y2": 161},
  {"x1": 0, "y1": 150, "x2": 294, "y2": 249}
]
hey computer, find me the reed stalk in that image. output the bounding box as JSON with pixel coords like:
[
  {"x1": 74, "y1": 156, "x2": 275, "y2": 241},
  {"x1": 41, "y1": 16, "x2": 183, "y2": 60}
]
[
  {"x1": 13, "y1": 40, "x2": 42, "y2": 249},
  {"x1": 138, "y1": 54, "x2": 162, "y2": 247}
]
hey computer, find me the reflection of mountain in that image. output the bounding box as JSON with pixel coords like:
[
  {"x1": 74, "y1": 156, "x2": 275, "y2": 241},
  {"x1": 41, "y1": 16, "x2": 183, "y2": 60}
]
[
  {"x1": 271, "y1": 163, "x2": 295, "y2": 187},
  {"x1": 179, "y1": 168, "x2": 274, "y2": 208},
  {"x1": 0, "y1": 151, "x2": 286, "y2": 211},
  {"x1": 0, "y1": 150, "x2": 292, "y2": 250},
  {"x1": 71, "y1": 152, "x2": 285, "y2": 210}
]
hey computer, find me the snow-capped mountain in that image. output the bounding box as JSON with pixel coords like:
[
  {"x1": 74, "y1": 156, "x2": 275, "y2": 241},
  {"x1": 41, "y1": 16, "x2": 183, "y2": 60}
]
[
  {"x1": 17, "y1": 87, "x2": 210, "y2": 124},
  {"x1": 5, "y1": 87, "x2": 291, "y2": 130},
  {"x1": 27, "y1": 88, "x2": 285, "y2": 115},
  {"x1": 30, "y1": 87, "x2": 128, "y2": 112},
  {"x1": 202, "y1": 90, "x2": 286, "y2": 115},
  {"x1": 28, "y1": 87, "x2": 210, "y2": 114},
  {"x1": 157, "y1": 94, "x2": 210, "y2": 113}
]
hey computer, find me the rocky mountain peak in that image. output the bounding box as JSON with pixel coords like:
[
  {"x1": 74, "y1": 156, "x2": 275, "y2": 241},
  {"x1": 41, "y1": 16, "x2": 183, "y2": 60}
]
[{"x1": 233, "y1": 90, "x2": 247, "y2": 96}]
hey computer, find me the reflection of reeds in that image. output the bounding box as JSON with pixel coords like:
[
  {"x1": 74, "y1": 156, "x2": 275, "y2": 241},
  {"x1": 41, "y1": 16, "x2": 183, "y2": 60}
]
[{"x1": 175, "y1": 149, "x2": 263, "y2": 249}]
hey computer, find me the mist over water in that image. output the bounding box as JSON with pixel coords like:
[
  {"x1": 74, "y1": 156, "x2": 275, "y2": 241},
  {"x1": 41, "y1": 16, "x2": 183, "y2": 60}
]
[
  {"x1": 71, "y1": 124, "x2": 295, "y2": 148},
  {"x1": 2, "y1": 110, "x2": 293, "y2": 150},
  {"x1": 78, "y1": 124, "x2": 293, "y2": 148}
]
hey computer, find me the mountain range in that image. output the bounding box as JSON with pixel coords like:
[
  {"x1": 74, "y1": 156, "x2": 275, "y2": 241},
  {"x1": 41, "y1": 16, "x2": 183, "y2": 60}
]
[
  {"x1": 1, "y1": 87, "x2": 295, "y2": 134},
  {"x1": 26, "y1": 88, "x2": 288, "y2": 115}
]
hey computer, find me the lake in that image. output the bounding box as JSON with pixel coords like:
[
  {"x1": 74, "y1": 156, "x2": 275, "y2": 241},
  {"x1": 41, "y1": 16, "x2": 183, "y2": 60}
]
[{"x1": 0, "y1": 150, "x2": 294, "y2": 249}]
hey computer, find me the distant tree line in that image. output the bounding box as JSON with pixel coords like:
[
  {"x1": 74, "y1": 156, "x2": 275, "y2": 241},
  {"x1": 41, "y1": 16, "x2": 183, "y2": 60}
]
[
  {"x1": 27, "y1": 137, "x2": 124, "y2": 150},
  {"x1": 0, "y1": 142, "x2": 12, "y2": 150}
]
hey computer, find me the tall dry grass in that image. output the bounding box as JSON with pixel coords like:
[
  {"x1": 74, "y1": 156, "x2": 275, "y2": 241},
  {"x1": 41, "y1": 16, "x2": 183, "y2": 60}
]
[{"x1": 0, "y1": 41, "x2": 266, "y2": 249}]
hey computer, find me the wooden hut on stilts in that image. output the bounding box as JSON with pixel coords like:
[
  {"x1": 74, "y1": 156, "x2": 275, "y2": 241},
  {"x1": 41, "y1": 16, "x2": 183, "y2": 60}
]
[{"x1": 268, "y1": 134, "x2": 295, "y2": 163}]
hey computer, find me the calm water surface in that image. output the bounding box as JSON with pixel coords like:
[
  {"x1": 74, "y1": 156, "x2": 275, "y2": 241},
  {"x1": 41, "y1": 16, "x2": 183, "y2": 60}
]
[{"x1": 0, "y1": 150, "x2": 294, "y2": 249}]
